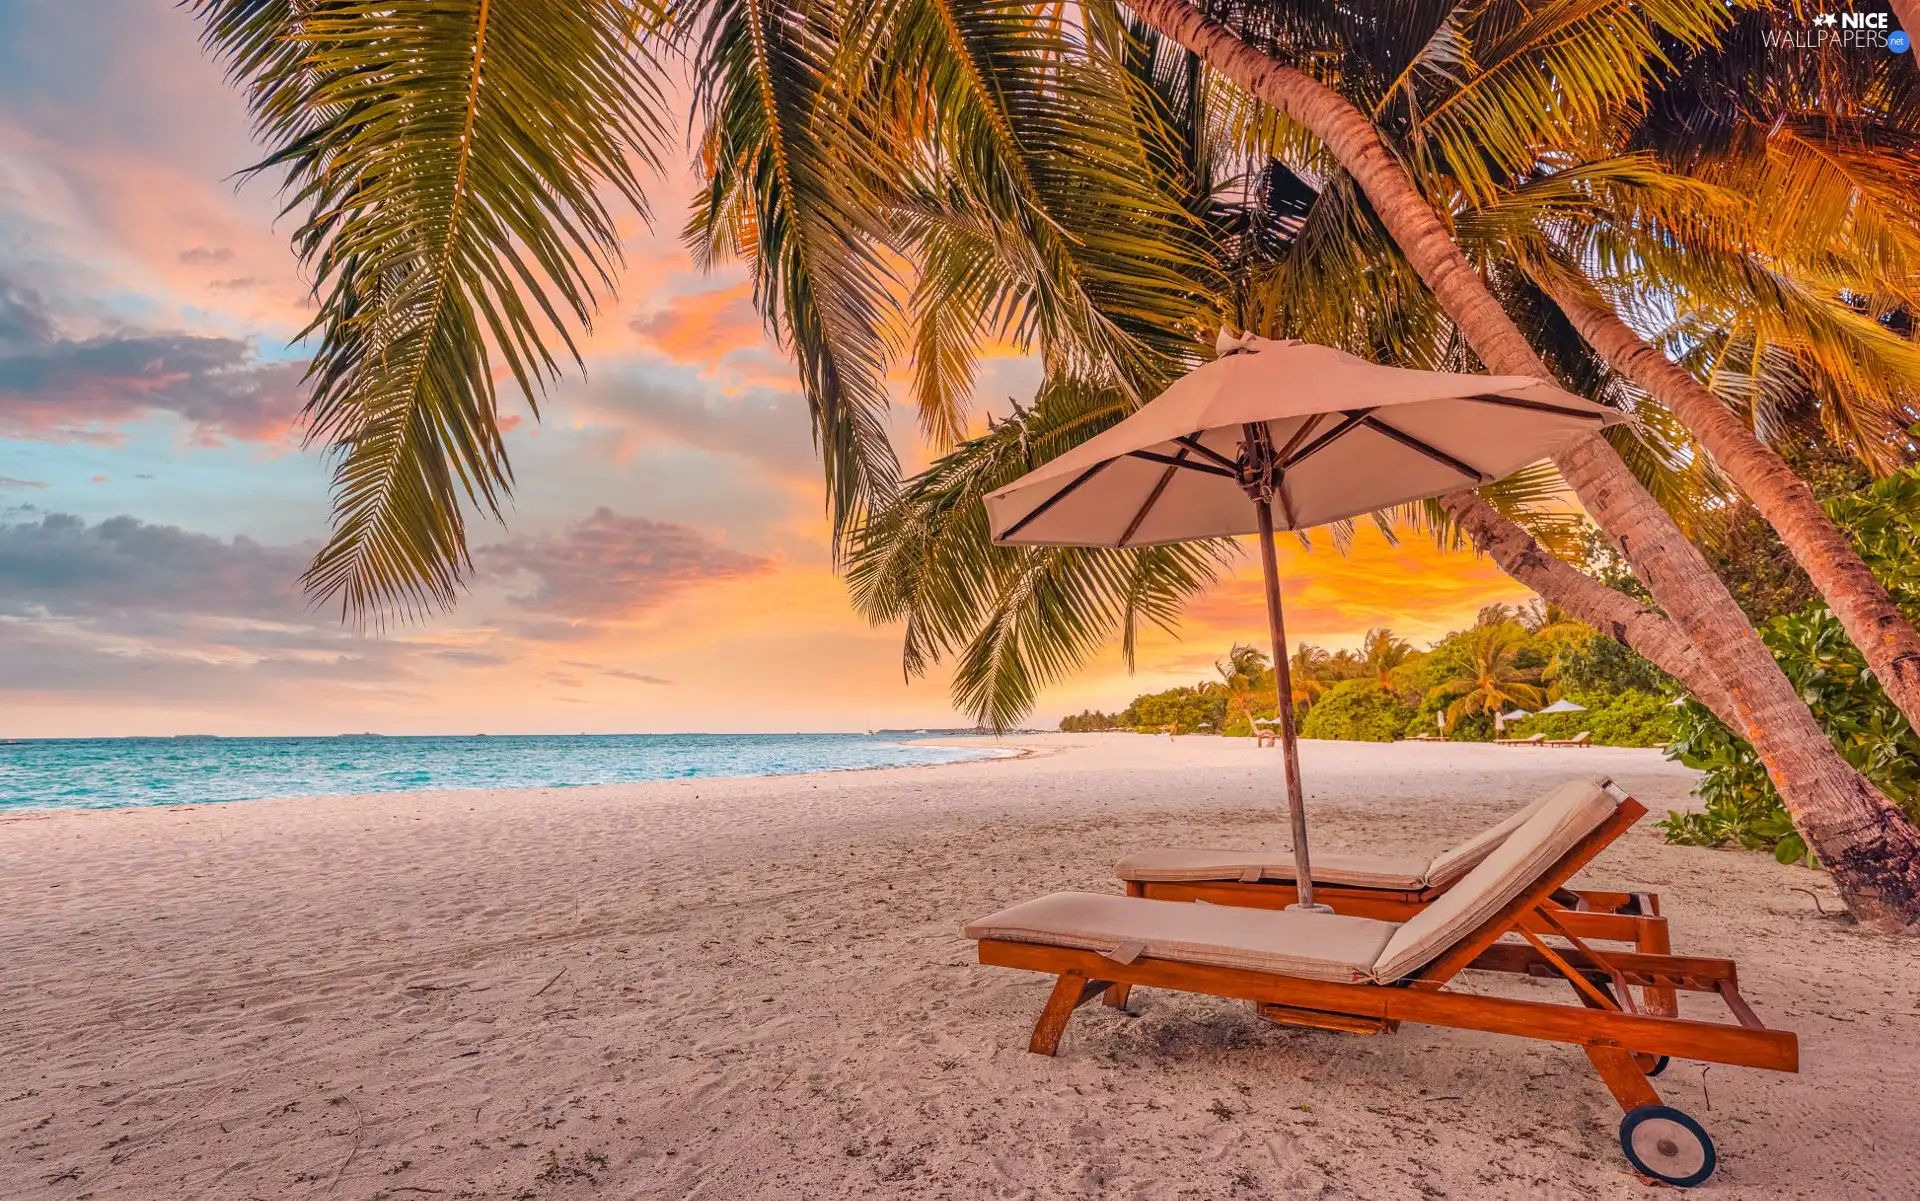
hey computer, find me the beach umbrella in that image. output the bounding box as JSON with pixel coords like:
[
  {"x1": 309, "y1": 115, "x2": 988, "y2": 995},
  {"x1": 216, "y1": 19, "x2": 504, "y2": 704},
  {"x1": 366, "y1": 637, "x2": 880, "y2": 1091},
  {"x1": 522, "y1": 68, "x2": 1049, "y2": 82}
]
[
  {"x1": 986, "y1": 336, "x2": 1626, "y2": 909},
  {"x1": 1537, "y1": 698, "x2": 1588, "y2": 714}
]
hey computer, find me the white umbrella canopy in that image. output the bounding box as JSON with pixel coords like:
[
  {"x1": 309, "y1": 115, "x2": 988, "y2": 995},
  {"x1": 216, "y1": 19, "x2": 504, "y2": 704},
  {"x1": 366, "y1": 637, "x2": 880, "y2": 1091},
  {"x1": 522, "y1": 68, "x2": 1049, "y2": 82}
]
[
  {"x1": 1537, "y1": 698, "x2": 1589, "y2": 714},
  {"x1": 987, "y1": 336, "x2": 1627, "y2": 910}
]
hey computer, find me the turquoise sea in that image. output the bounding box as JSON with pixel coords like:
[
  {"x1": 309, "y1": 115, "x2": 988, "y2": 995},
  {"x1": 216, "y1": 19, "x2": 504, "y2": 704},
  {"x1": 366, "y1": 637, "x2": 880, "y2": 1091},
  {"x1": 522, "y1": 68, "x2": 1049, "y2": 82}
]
[{"x1": 0, "y1": 733, "x2": 1002, "y2": 813}]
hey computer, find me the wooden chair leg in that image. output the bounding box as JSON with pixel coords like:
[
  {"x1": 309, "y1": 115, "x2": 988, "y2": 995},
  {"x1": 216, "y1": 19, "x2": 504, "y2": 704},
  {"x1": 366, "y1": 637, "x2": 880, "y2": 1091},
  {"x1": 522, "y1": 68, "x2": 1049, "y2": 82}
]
[
  {"x1": 1634, "y1": 903, "x2": 1679, "y2": 1019},
  {"x1": 1586, "y1": 1046, "x2": 1663, "y2": 1112},
  {"x1": 1029, "y1": 973, "x2": 1111, "y2": 1055},
  {"x1": 1103, "y1": 982, "x2": 1133, "y2": 1010}
]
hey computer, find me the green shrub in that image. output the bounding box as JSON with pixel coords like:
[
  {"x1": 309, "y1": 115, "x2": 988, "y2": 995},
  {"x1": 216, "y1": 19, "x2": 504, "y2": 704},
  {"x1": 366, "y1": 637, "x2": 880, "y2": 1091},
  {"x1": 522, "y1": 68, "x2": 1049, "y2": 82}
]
[
  {"x1": 1658, "y1": 467, "x2": 1920, "y2": 860},
  {"x1": 1299, "y1": 679, "x2": 1413, "y2": 742},
  {"x1": 1122, "y1": 684, "x2": 1227, "y2": 735},
  {"x1": 1517, "y1": 690, "x2": 1672, "y2": 747}
]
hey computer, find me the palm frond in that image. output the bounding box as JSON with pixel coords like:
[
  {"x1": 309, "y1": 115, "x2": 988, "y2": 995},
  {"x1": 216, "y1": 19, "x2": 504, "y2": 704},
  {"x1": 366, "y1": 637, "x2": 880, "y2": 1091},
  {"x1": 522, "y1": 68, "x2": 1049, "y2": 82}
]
[
  {"x1": 688, "y1": 0, "x2": 903, "y2": 549},
  {"x1": 1395, "y1": 0, "x2": 1733, "y2": 206},
  {"x1": 193, "y1": 0, "x2": 666, "y2": 622},
  {"x1": 846, "y1": 375, "x2": 1234, "y2": 726}
]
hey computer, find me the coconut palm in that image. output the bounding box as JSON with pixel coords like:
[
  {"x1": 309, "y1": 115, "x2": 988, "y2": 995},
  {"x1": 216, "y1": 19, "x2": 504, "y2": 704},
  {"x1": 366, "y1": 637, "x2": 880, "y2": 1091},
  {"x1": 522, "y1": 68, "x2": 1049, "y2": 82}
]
[
  {"x1": 1215, "y1": 643, "x2": 1271, "y2": 733},
  {"x1": 190, "y1": 0, "x2": 1920, "y2": 922},
  {"x1": 1361, "y1": 627, "x2": 1413, "y2": 688},
  {"x1": 1130, "y1": 0, "x2": 1920, "y2": 922},
  {"x1": 1287, "y1": 644, "x2": 1336, "y2": 711},
  {"x1": 1426, "y1": 624, "x2": 1546, "y2": 731},
  {"x1": 1471, "y1": 11, "x2": 1920, "y2": 729}
]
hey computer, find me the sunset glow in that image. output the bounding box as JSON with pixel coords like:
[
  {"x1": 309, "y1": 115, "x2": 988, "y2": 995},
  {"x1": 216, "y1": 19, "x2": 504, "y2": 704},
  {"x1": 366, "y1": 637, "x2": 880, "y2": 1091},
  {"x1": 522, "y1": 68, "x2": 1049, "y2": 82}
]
[{"x1": 0, "y1": 1, "x2": 1532, "y2": 737}]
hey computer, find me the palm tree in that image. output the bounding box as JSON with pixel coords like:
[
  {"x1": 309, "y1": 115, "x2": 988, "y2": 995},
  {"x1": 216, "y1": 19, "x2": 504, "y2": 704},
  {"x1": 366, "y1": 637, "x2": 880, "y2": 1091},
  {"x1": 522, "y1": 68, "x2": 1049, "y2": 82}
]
[
  {"x1": 1287, "y1": 644, "x2": 1334, "y2": 711},
  {"x1": 190, "y1": 0, "x2": 1920, "y2": 923},
  {"x1": 1215, "y1": 643, "x2": 1271, "y2": 734},
  {"x1": 1491, "y1": 13, "x2": 1920, "y2": 730},
  {"x1": 1126, "y1": 0, "x2": 1920, "y2": 926},
  {"x1": 1121, "y1": 0, "x2": 1920, "y2": 917},
  {"x1": 1426, "y1": 625, "x2": 1545, "y2": 732},
  {"x1": 1361, "y1": 627, "x2": 1412, "y2": 688}
]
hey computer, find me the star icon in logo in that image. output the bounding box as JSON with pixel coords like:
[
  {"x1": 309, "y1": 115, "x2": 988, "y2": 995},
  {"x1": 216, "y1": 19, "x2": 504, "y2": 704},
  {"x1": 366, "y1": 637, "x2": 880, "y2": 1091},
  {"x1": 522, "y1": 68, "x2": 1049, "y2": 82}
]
[{"x1": 1812, "y1": 11, "x2": 1838, "y2": 25}]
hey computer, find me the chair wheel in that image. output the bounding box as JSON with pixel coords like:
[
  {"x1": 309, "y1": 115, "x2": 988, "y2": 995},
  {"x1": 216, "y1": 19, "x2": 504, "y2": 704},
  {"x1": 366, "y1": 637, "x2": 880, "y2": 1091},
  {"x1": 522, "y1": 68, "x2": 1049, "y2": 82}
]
[
  {"x1": 1635, "y1": 1053, "x2": 1670, "y2": 1077},
  {"x1": 1619, "y1": 1104, "x2": 1715, "y2": 1187}
]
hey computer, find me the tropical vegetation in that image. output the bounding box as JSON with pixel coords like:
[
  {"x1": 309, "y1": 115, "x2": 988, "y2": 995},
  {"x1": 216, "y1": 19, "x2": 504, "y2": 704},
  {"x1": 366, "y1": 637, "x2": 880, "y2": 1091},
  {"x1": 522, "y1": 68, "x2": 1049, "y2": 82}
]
[
  {"x1": 1089, "y1": 606, "x2": 1676, "y2": 748},
  {"x1": 1665, "y1": 466, "x2": 1920, "y2": 861},
  {"x1": 193, "y1": 0, "x2": 1920, "y2": 923}
]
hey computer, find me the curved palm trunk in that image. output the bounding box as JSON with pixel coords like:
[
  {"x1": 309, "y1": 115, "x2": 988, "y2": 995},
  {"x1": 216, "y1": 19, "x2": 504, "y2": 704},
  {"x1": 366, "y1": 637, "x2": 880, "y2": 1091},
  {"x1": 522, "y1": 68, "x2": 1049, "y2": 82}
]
[
  {"x1": 1894, "y1": 0, "x2": 1919, "y2": 67},
  {"x1": 1126, "y1": 0, "x2": 1920, "y2": 927},
  {"x1": 1540, "y1": 273, "x2": 1920, "y2": 730},
  {"x1": 1442, "y1": 492, "x2": 1744, "y2": 730}
]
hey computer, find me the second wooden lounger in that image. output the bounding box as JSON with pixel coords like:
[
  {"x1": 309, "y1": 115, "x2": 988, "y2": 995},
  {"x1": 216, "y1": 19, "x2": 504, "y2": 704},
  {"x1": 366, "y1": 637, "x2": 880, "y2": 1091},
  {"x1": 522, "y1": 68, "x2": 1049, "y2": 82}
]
[{"x1": 1112, "y1": 776, "x2": 1678, "y2": 1013}]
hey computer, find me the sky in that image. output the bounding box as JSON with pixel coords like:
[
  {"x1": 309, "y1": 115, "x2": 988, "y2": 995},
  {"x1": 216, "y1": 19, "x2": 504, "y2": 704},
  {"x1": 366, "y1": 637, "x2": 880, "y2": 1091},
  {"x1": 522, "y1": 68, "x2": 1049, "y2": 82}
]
[{"x1": 0, "y1": 0, "x2": 1533, "y2": 737}]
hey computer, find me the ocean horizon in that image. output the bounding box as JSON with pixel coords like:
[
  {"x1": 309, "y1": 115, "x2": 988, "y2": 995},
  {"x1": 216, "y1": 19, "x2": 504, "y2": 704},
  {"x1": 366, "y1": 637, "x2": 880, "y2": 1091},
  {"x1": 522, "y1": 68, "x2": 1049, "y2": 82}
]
[{"x1": 0, "y1": 732, "x2": 1008, "y2": 813}]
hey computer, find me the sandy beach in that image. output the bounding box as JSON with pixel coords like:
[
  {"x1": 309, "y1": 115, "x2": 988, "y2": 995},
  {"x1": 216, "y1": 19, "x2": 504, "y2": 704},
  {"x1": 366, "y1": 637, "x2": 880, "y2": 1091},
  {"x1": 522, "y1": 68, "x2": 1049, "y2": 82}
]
[{"x1": 3, "y1": 734, "x2": 1916, "y2": 1199}]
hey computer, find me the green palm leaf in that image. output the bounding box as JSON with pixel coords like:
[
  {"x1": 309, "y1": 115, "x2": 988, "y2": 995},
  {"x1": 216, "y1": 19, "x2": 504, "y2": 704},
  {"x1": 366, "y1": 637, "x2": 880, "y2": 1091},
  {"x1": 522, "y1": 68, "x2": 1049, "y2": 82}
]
[
  {"x1": 193, "y1": 0, "x2": 666, "y2": 621},
  {"x1": 686, "y1": 0, "x2": 904, "y2": 549}
]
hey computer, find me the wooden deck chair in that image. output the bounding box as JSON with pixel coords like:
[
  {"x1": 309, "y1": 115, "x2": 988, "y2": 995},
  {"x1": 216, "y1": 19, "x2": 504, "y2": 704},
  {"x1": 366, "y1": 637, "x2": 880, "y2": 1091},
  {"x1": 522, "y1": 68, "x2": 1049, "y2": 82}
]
[
  {"x1": 1112, "y1": 777, "x2": 1679, "y2": 1015},
  {"x1": 967, "y1": 785, "x2": 1794, "y2": 1187},
  {"x1": 1545, "y1": 731, "x2": 1594, "y2": 748},
  {"x1": 1499, "y1": 732, "x2": 1547, "y2": 746}
]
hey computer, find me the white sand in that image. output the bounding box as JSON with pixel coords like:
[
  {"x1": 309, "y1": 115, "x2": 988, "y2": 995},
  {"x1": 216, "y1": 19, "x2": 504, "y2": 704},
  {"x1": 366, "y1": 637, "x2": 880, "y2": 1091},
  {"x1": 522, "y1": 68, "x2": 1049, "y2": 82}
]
[{"x1": 3, "y1": 734, "x2": 1915, "y2": 1199}]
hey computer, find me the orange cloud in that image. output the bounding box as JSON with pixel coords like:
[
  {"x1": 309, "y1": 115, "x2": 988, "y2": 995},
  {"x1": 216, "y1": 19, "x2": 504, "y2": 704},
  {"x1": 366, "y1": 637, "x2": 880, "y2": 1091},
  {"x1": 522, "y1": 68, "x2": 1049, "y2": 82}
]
[{"x1": 630, "y1": 281, "x2": 765, "y2": 363}]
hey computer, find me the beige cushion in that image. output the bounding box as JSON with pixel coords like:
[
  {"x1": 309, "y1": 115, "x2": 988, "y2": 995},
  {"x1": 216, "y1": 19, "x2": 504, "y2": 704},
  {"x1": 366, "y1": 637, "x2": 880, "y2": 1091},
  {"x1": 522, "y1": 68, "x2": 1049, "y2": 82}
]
[
  {"x1": 1423, "y1": 774, "x2": 1612, "y2": 887},
  {"x1": 964, "y1": 892, "x2": 1398, "y2": 983},
  {"x1": 1112, "y1": 848, "x2": 1430, "y2": 890},
  {"x1": 1114, "y1": 776, "x2": 1615, "y2": 893},
  {"x1": 1371, "y1": 779, "x2": 1618, "y2": 983}
]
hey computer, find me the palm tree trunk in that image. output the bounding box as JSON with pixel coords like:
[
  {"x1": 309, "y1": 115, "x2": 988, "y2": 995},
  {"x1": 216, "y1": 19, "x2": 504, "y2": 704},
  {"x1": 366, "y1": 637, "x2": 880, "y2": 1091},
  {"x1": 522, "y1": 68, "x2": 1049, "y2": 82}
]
[
  {"x1": 1893, "y1": 0, "x2": 1919, "y2": 66},
  {"x1": 1126, "y1": 0, "x2": 1920, "y2": 927},
  {"x1": 1538, "y1": 272, "x2": 1920, "y2": 731},
  {"x1": 1442, "y1": 492, "x2": 1744, "y2": 730}
]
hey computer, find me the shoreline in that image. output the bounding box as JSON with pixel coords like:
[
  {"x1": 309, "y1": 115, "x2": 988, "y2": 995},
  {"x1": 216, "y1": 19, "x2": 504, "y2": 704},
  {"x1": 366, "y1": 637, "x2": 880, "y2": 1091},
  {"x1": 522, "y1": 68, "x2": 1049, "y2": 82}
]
[
  {"x1": 0, "y1": 731, "x2": 1670, "y2": 822},
  {"x1": 5, "y1": 735, "x2": 1907, "y2": 1198},
  {"x1": 0, "y1": 733, "x2": 1023, "y2": 821}
]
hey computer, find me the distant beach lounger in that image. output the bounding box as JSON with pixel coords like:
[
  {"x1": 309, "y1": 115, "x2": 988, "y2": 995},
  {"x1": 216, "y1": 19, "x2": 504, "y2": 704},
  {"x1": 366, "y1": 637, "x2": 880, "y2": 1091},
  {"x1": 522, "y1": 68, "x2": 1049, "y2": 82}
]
[
  {"x1": 1545, "y1": 731, "x2": 1594, "y2": 748},
  {"x1": 1498, "y1": 732, "x2": 1546, "y2": 746},
  {"x1": 967, "y1": 782, "x2": 1796, "y2": 1187}
]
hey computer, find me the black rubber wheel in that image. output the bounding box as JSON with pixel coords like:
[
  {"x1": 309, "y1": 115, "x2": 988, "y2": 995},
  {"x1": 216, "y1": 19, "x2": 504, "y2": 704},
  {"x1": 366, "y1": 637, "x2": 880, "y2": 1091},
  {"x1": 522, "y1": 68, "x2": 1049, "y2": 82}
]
[
  {"x1": 1643, "y1": 1055, "x2": 1670, "y2": 1077},
  {"x1": 1620, "y1": 1104, "x2": 1716, "y2": 1187}
]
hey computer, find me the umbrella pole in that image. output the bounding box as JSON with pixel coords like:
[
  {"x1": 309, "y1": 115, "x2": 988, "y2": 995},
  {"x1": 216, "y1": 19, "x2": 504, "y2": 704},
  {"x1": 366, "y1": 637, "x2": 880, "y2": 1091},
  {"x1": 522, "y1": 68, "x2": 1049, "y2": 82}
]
[{"x1": 1254, "y1": 498, "x2": 1329, "y2": 913}]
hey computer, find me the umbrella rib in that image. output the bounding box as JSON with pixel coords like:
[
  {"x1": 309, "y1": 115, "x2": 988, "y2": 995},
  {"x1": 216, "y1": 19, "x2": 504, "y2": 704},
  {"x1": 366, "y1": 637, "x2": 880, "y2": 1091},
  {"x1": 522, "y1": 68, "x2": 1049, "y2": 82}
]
[
  {"x1": 1282, "y1": 409, "x2": 1373, "y2": 470},
  {"x1": 999, "y1": 458, "x2": 1116, "y2": 540},
  {"x1": 1465, "y1": 393, "x2": 1613, "y2": 421},
  {"x1": 1275, "y1": 413, "x2": 1325, "y2": 462},
  {"x1": 1127, "y1": 449, "x2": 1236, "y2": 478},
  {"x1": 1171, "y1": 434, "x2": 1241, "y2": 472},
  {"x1": 1118, "y1": 449, "x2": 1187, "y2": 546},
  {"x1": 1361, "y1": 416, "x2": 1487, "y2": 482}
]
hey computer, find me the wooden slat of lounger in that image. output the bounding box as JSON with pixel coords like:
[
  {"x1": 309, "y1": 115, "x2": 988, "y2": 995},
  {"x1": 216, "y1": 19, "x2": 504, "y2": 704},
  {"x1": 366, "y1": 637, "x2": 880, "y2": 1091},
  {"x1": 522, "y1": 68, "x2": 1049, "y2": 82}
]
[
  {"x1": 1468, "y1": 942, "x2": 1736, "y2": 991},
  {"x1": 979, "y1": 940, "x2": 1798, "y2": 1072},
  {"x1": 1136, "y1": 879, "x2": 1436, "y2": 913}
]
